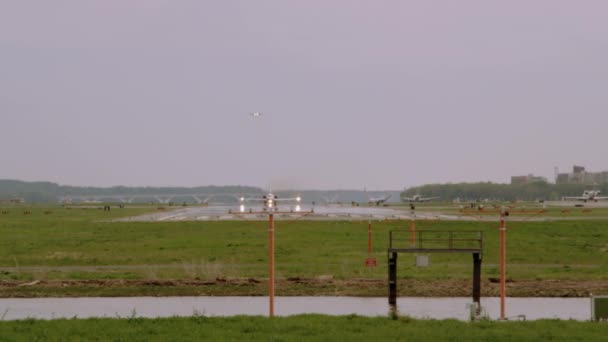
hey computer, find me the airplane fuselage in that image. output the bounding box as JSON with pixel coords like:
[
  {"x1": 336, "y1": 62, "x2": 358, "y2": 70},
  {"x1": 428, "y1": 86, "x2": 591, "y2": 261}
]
[{"x1": 563, "y1": 190, "x2": 605, "y2": 202}]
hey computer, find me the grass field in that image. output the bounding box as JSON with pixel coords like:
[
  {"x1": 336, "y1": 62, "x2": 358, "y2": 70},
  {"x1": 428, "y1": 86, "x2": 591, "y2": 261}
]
[
  {"x1": 1, "y1": 204, "x2": 608, "y2": 297},
  {"x1": 394, "y1": 203, "x2": 608, "y2": 218},
  {"x1": 0, "y1": 315, "x2": 606, "y2": 341}
]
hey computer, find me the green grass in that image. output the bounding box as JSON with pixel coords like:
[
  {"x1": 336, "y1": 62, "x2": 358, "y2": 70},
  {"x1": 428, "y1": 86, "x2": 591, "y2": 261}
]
[
  {"x1": 1, "y1": 205, "x2": 608, "y2": 290},
  {"x1": 0, "y1": 315, "x2": 605, "y2": 341},
  {"x1": 406, "y1": 205, "x2": 608, "y2": 218}
]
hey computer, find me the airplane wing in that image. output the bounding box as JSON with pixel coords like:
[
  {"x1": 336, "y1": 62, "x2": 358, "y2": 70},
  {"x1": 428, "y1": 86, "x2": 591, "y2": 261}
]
[
  {"x1": 239, "y1": 195, "x2": 267, "y2": 202},
  {"x1": 561, "y1": 196, "x2": 584, "y2": 201},
  {"x1": 419, "y1": 197, "x2": 439, "y2": 202},
  {"x1": 239, "y1": 195, "x2": 301, "y2": 203},
  {"x1": 275, "y1": 196, "x2": 301, "y2": 202}
]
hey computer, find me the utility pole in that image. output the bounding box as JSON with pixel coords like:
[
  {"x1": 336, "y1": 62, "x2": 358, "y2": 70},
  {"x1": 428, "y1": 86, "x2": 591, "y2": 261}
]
[
  {"x1": 499, "y1": 208, "x2": 507, "y2": 320},
  {"x1": 232, "y1": 208, "x2": 312, "y2": 318},
  {"x1": 268, "y1": 213, "x2": 275, "y2": 317}
]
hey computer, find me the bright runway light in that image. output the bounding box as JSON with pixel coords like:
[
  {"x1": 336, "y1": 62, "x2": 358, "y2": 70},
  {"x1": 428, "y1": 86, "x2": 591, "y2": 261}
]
[{"x1": 239, "y1": 205, "x2": 245, "y2": 213}]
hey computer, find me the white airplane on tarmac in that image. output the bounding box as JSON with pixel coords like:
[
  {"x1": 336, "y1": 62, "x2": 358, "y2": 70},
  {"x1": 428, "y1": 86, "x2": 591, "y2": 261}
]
[
  {"x1": 401, "y1": 194, "x2": 439, "y2": 203},
  {"x1": 561, "y1": 190, "x2": 607, "y2": 203},
  {"x1": 239, "y1": 192, "x2": 302, "y2": 212},
  {"x1": 367, "y1": 193, "x2": 392, "y2": 206}
]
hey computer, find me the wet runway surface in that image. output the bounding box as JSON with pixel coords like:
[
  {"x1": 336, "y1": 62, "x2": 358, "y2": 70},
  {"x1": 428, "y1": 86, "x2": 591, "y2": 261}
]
[
  {"x1": 116, "y1": 205, "x2": 423, "y2": 221},
  {"x1": 115, "y1": 203, "x2": 608, "y2": 222}
]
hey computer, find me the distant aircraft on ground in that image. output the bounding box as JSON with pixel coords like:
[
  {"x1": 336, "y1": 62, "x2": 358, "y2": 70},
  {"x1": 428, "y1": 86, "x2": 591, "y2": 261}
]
[
  {"x1": 401, "y1": 194, "x2": 439, "y2": 203},
  {"x1": 239, "y1": 192, "x2": 301, "y2": 211},
  {"x1": 365, "y1": 190, "x2": 392, "y2": 206},
  {"x1": 322, "y1": 193, "x2": 340, "y2": 205},
  {"x1": 250, "y1": 112, "x2": 262, "y2": 117},
  {"x1": 561, "y1": 190, "x2": 607, "y2": 203}
]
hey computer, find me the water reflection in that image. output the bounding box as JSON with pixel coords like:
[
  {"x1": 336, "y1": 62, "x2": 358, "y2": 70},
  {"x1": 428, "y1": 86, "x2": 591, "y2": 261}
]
[{"x1": 0, "y1": 297, "x2": 591, "y2": 321}]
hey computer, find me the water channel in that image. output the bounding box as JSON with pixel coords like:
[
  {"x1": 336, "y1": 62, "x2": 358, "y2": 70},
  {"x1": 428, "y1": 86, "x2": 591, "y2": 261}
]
[{"x1": 0, "y1": 297, "x2": 591, "y2": 321}]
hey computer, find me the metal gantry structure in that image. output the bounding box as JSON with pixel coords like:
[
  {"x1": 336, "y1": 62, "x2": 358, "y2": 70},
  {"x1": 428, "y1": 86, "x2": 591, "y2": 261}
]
[{"x1": 387, "y1": 230, "x2": 484, "y2": 313}]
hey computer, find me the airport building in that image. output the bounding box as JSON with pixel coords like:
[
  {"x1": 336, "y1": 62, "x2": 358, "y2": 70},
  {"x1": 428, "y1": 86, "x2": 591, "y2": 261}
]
[
  {"x1": 556, "y1": 165, "x2": 608, "y2": 185},
  {"x1": 511, "y1": 174, "x2": 548, "y2": 185}
]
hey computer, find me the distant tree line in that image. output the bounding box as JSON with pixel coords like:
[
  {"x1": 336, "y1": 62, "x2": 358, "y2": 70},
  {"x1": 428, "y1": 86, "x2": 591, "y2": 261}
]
[
  {"x1": 401, "y1": 182, "x2": 608, "y2": 202},
  {"x1": 0, "y1": 180, "x2": 263, "y2": 203}
]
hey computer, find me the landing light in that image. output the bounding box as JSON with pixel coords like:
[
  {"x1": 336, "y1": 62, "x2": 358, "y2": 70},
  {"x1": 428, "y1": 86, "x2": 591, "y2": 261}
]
[
  {"x1": 240, "y1": 197, "x2": 244, "y2": 202},
  {"x1": 296, "y1": 196, "x2": 301, "y2": 202},
  {"x1": 295, "y1": 205, "x2": 301, "y2": 212},
  {"x1": 239, "y1": 205, "x2": 245, "y2": 213}
]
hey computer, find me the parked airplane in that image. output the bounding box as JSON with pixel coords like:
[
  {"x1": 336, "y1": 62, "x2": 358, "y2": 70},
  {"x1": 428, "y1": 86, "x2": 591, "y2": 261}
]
[
  {"x1": 561, "y1": 190, "x2": 607, "y2": 203},
  {"x1": 239, "y1": 192, "x2": 301, "y2": 211},
  {"x1": 401, "y1": 194, "x2": 439, "y2": 203},
  {"x1": 366, "y1": 192, "x2": 392, "y2": 206},
  {"x1": 322, "y1": 193, "x2": 340, "y2": 205}
]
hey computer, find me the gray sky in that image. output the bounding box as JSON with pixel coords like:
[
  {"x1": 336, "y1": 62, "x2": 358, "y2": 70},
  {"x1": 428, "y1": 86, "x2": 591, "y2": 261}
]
[{"x1": 2, "y1": 1, "x2": 607, "y2": 190}]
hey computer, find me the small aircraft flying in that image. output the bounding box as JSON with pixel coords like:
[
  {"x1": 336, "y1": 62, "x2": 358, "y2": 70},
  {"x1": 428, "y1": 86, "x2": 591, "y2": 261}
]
[
  {"x1": 239, "y1": 192, "x2": 301, "y2": 211},
  {"x1": 401, "y1": 194, "x2": 439, "y2": 203},
  {"x1": 561, "y1": 190, "x2": 607, "y2": 203}
]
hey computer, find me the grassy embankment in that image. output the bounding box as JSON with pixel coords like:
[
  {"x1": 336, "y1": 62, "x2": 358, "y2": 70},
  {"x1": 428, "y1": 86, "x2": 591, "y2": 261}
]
[
  {"x1": 390, "y1": 202, "x2": 608, "y2": 218},
  {"x1": 0, "y1": 315, "x2": 606, "y2": 341},
  {"x1": 1, "y1": 205, "x2": 608, "y2": 297}
]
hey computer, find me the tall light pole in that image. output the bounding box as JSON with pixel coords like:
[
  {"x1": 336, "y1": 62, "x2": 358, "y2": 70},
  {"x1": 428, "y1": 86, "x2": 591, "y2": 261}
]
[
  {"x1": 461, "y1": 206, "x2": 545, "y2": 321},
  {"x1": 268, "y1": 213, "x2": 275, "y2": 317},
  {"x1": 232, "y1": 206, "x2": 312, "y2": 318},
  {"x1": 499, "y1": 208, "x2": 507, "y2": 320},
  {"x1": 410, "y1": 204, "x2": 416, "y2": 247}
]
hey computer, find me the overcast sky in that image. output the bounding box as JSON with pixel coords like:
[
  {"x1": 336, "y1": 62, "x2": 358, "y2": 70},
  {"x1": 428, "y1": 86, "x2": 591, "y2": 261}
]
[{"x1": 2, "y1": 1, "x2": 607, "y2": 190}]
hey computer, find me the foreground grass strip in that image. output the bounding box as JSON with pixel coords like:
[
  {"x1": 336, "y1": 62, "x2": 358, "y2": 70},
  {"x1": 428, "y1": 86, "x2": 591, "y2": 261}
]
[{"x1": 0, "y1": 315, "x2": 606, "y2": 341}]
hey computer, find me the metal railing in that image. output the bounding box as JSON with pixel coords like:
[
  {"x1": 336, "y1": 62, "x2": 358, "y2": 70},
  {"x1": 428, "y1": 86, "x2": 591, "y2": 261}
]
[{"x1": 389, "y1": 230, "x2": 483, "y2": 251}]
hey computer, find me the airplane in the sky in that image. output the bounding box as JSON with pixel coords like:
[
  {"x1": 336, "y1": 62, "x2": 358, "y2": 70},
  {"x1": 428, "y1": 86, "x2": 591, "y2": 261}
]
[
  {"x1": 561, "y1": 190, "x2": 607, "y2": 202},
  {"x1": 366, "y1": 192, "x2": 392, "y2": 206},
  {"x1": 401, "y1": 194, "x2": 439, "y2": 203},
  {"x1": 239, "y1": 192, "x2": 301, "y2": 211}
]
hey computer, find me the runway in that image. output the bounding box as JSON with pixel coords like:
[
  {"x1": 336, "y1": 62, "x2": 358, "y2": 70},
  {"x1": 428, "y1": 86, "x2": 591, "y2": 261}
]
[
  {"x1": 115, "y1": 205, "x2": 440, "y2": 221},
  {"x1": 114, "y1": 202, "x2": 608, "y2": 222}
]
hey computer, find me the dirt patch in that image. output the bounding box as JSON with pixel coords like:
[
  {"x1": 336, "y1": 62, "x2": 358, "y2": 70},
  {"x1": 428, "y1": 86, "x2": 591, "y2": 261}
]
[{"x1": 1, "y1": 278, "x2": 607, "y2": 298}]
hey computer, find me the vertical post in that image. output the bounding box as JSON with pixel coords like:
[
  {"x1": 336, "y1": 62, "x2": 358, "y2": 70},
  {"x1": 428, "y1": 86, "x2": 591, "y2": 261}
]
[
  {"x1": 499, "y1": 210, "x2": 506, "y2": 320},
  {"x1": 388, "y1": 251, "x2": 398, "y2": 305},
  {"x1": 368, "y1": 220, "x2": 372, "y2": 254},
  {"x1": 473, "y1": 252, "x2": 481, "y2": 312},
  {"x1": 410, "y1": 221, "x2": 416, "y2": 247},
  {"x1": 410, "y1": 207, "x2": 416, "y2": 247},
  {"x1": 269, "y1": 213, "x2": 275, "y2": 318}
]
